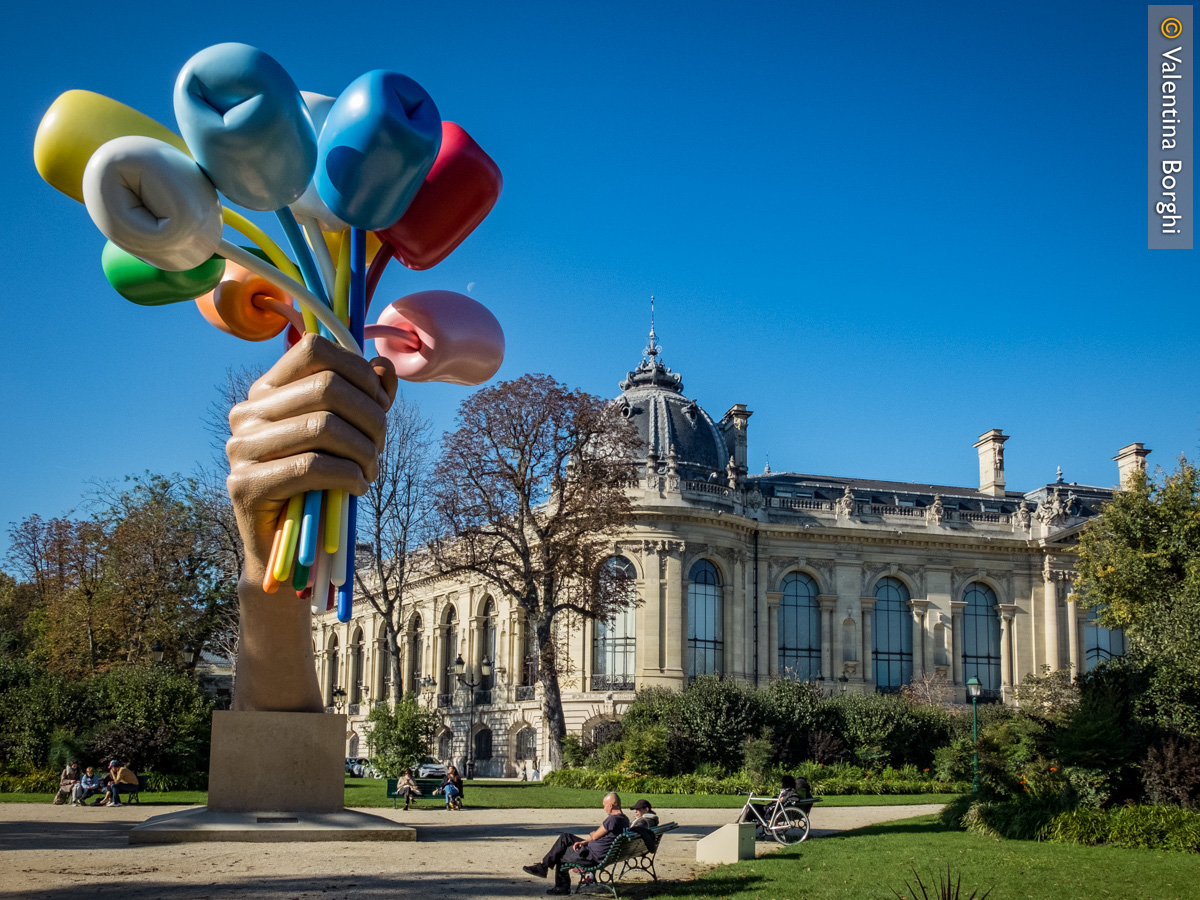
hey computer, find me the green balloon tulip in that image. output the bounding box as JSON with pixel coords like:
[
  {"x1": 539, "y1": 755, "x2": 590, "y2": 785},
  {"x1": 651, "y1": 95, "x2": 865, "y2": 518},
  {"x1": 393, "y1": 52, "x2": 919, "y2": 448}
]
[{"x1": 101, "y1": 241, "x2": 225, "y2": 306}]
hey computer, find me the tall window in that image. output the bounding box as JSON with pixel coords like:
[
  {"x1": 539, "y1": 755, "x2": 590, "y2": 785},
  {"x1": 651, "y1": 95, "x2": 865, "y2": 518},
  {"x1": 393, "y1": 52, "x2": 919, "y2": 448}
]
[
  {"x1": 594, "y1": 556, "x2": 637, "y2": 690},
  {"x1": 349, "y1": 627, "x2": 365, "y2": 704},
  {"x1": 437, "y1": 730, "x2": 453, "y2": 762},
  {"x1": 326, "y1": 633, "x2": 340, "y2": 706},
  {"x1": 1084, "y1": 607, "x2": 1125, "y2": 671},
  {"x1": 962, "y1": 583, "x2": 1002, "y2": 693},
  {"x1": 474, "y1": 728, "x2": 493, "y2": 761},
  {"x1": 441, "y1": 606, "x2": 458, "y2": 694},
  {"x1": 481, "y1": 598, "x2": 497, "y2": 689},
  {"x1": 687, "y1": 560, "x2": 723, "y2": 677},
  {"x1": 515, "y1": 726, "x2": 537, "y2": 760},
  {"x1": 408, "y1": 614, "x2": 423, "y2": 693},
  {"x1": 779, "y1": 572, "x2": 821, "y2": 680},
  {"x1": 872, "y1": 577, "x2": 912, "y2": 690}
]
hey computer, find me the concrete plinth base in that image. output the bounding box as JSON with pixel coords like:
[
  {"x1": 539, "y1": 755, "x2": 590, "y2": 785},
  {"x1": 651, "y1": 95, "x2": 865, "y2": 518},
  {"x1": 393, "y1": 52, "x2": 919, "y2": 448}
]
[
  {"x1": 128, "y1": 806, "x2": 417, "y2": 844},
  {"x1": 208, "y1": 710, "x2": 345, "y2": 813},
  {"x1": 696, "y1": 822, "x2": 756, "y2": 864}
]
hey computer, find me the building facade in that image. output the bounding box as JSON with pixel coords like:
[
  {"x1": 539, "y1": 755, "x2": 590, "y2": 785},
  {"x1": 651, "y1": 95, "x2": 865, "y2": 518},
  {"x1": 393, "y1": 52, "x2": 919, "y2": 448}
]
[{"x1": 312, "y1": 330, "x2": 1141, "y2": 776}]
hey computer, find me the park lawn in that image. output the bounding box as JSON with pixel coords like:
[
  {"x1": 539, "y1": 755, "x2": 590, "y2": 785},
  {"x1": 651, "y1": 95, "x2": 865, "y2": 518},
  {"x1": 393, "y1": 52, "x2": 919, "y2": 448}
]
[
  {"x1": 653, "y1": 815, "x2": 1198, "y2": 900},
  {"x1": 344, "y1": 779, "x2": 959, "y2": 809},
  {"x1": 1, "y1": 781, "x2": 957, "y2": 810}
]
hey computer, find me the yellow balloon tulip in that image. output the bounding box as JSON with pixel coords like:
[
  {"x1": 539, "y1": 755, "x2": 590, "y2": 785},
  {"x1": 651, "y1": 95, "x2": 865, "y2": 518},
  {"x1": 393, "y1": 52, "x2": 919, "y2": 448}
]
[{"x1": 33, "y1": 90, "x2": 190, "y2": 203}]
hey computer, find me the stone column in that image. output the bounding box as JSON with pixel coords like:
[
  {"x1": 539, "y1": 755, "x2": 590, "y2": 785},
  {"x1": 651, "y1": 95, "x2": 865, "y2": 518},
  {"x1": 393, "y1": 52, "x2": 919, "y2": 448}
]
[
  {"x1": 401, "y1": 628, "x2": 415, "y2": 695},
  {"x1": 637, "y1": 549, "x2": 661, "y2": 681},
  {"x1": 730, "y1": 556, "x2": 746, "y2": 681},
  {"x1": 664, "y1": 549, "x2": 685, "y2": 679},
  {"x1": 582, "y1": 618, "x2": 593, "y2": 688},
  {"x1": 860, "y1": 597, "x2": 876, "y2": 686},
  {"x1": 910, "y1": 600, "x2": 929, "y2": 679},
  {"x1": 818, "y1": 595, "x2": 838, "y2": 681},
  {"x1": 373, "y1": 637, "x2": 386, "y2": 701},
  {"x1": 756, "y1": 552, "x2": 771, "y2": 686},
  {"x1": 949, "y1": 600, "x2": 966, "y2": 686},
  {"x1": 1043, "y1": 558, "x2": 1060, "y2": 671},
  {"x1": 1066, "y1": 597, "x2": 1080, "y2": 674},
  {"x1": 765, "y1": 591, "x2": 782, "y2": 678},
  {"x1": 999, "y1": 605, "x2": 1017, "y2": 688},
  {"x1": 721, "y1": 583, "x2": 735, "y2": 677}
]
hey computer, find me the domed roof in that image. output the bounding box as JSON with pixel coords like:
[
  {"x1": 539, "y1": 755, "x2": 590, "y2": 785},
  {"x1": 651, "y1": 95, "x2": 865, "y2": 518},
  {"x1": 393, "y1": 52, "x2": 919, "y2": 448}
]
[{"x1": 616, "y1": 323, "x2": 728, "y2": 481}]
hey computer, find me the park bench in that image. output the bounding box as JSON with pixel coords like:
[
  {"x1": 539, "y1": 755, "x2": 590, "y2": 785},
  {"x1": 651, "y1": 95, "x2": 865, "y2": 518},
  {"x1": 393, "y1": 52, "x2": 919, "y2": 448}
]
[
  {"x1": 559, "y1": 821, "x2": 678, "y2": 897},
  {"x1": 385, "y1": 777, "x2": 450, "y2": 808}
]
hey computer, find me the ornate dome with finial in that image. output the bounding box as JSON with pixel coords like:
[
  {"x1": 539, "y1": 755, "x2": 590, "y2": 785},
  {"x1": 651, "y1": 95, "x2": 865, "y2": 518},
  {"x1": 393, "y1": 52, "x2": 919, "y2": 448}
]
[{"x1": 615, "y1": 311, "x2": 728, "y2": 481}]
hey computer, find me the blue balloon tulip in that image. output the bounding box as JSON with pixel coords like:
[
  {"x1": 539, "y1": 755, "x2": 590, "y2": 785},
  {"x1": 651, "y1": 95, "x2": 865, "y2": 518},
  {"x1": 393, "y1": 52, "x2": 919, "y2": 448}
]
[
  {"x1": 174, "y1": 42, "x2": 316, "y2": 211},
  {"x1": 315, "y1": 70, "x2": 441, "y2": 230}
]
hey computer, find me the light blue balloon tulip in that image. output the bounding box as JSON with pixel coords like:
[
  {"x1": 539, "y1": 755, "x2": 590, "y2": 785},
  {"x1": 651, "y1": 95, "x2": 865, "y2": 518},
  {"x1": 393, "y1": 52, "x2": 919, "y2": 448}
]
[
  {"x1": 315, "y1": 70, "x2": 441, "y2": 230},
  {"x1": 174, "y1": 42, "x2": 316, "y2": 211}
]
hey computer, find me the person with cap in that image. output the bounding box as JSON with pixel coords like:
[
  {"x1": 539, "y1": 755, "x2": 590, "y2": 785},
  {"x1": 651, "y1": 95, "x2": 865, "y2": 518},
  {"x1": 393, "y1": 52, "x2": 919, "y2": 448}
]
[
  {"x1": 100, "y1": 760, "x2": 139, "y2": 806},
  {"x1": 630, "y1": 798, "x2": 659, "y2": 829}
]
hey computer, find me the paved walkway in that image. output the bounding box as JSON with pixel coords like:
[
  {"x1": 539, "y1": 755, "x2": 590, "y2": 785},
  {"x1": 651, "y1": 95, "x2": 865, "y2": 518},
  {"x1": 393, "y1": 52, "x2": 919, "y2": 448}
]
[{"x1": 0, "y1": 802, "x2": 943, "y2": 899}]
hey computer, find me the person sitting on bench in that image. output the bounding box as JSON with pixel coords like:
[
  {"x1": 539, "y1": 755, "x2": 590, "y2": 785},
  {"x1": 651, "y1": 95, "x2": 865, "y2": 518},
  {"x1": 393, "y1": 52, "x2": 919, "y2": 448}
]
[
  {"x1": 101, "y1": 760, "x2": 139, "y2": 807},
  {"x1": 522, "y1": 791, "x2": 630, "y2": 895}
]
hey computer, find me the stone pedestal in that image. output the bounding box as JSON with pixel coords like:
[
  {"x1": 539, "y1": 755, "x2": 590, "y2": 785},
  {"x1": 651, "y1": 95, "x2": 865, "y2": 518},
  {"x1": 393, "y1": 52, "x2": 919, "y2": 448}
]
[
  {"x1": 696, "y1": 822, "x2": 756, "y2": 864},
  {"x1": 129, "y1": 710, "x2": 415, "y2": 844},
  {"x1": 208, "y1": 710, "x2": 344, "y2": 812}
]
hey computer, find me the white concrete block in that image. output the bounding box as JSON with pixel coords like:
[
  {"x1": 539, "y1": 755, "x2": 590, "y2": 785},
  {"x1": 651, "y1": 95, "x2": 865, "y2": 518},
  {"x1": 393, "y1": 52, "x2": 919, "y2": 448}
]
[{"x1": 695, "y1": 822, "x2": 756, "y2": 864}]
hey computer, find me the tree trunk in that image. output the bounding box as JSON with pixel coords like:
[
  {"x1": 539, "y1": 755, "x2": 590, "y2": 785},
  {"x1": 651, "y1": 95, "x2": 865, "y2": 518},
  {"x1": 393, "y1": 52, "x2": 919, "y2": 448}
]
[
  {"x1": 536, "y1": 619, "x2": 566, "y2": 769},
  {"x1": 384, "y1": 621, "x2": 403, "y2": 703}
]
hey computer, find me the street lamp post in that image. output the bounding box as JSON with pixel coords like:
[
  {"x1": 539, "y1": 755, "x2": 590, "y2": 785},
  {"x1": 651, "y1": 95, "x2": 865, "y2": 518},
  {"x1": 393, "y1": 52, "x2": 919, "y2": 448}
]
[
  {"x1": 966, "y1": 676, "x2": 982, "y2": 793},
  {"x1": 454, "y1": 653, "x2": 492, "y2": 780},
  {"x1": 332, "y1": 685, "x2": 347, "y2": 714}
]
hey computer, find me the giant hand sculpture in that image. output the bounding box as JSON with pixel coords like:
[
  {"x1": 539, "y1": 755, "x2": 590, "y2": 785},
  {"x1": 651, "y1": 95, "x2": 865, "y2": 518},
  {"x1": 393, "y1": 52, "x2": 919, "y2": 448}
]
[{"x1": 225, "y1": 334, "x2": 396, "y2": 711}]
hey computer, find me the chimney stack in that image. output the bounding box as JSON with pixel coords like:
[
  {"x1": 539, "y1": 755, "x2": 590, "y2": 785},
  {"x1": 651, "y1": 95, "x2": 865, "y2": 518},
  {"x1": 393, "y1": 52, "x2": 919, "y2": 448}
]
[
  {"x1": 973, "y1": 429, "x2": 1009, "y2": 496},
  {"x1": 1113, "y1": 443, "x2": 1151, "y2": 487}
]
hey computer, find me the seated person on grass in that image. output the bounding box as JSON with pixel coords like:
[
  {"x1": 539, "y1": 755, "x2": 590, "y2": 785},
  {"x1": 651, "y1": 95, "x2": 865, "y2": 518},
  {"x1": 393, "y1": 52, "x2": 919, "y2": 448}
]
[{"x1": 522, "y1": 791, "x2": 630, "y2": 895}]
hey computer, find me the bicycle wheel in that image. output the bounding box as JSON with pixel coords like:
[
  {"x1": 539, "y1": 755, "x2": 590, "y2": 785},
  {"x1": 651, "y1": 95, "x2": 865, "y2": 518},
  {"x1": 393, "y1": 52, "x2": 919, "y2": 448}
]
[{"x1": 769, "y1": 804, "x2": 810, "y2": 844}]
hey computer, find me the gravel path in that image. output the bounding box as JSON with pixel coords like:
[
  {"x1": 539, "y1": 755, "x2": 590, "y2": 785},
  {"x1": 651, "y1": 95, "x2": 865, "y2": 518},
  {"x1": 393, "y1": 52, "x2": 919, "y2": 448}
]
[{"x1": 0, "y1": 802, "x2": 944, "y2": 899}]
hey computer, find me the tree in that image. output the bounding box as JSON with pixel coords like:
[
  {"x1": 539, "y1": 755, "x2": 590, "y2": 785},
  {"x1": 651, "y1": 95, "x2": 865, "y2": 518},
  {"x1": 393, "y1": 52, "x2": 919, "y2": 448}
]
[
  {"x1": 1073, "y1": 459, "x2": 1200, "y2": 738},
  {"x1": 428, "y1": 373, "x2": 640, "y2": 767},
  {"x1": 365, "y1": 693, "x2": 438, "y2": 776},
  {"x1": 353, "y1": 395, "x2": 433, "y2": 703}
]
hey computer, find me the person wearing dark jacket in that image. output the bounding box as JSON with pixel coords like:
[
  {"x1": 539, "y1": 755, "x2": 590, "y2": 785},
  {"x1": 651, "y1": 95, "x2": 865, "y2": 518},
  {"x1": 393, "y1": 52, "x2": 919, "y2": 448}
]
[
  {"x1": 523, "y1": 792, "x2": 630, "y2": 895},
  {"x1": 439, "y1": 766, "x2": 464, "y2": 809}
]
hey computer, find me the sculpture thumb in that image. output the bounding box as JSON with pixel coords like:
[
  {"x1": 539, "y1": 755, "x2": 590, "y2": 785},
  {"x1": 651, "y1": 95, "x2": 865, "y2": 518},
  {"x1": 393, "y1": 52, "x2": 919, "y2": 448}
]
[
  {"x1": 174, "y1": 42, "x2": 316, "y2": 211},
  {"x1": 83, "y1": 135, "x2": 224, "y2": 271},
  {"x1": 34, "y1": 90, "x2": 191, "y2": 203},
  {"x1": 372, "y1": 290, "x2": 504, "y2": 385}
]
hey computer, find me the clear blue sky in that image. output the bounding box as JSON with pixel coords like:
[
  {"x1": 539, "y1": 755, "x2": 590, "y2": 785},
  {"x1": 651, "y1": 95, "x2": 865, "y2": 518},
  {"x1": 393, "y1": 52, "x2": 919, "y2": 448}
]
[{"x1": 0, "y1": 0, "x2": 1195, "y2": 533}]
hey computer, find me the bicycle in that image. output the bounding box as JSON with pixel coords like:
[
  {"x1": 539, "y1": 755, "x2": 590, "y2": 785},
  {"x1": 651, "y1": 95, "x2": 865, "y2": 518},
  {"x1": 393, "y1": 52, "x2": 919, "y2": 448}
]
[{"x1": 735, "y1": 790, "x2": 811, "y2": 844}]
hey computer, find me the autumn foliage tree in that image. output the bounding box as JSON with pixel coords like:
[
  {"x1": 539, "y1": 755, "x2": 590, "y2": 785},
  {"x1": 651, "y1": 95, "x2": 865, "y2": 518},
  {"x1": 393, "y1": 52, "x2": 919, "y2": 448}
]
[{"x1": 429, "y1": 373, "x2": 641, "y2": 767}]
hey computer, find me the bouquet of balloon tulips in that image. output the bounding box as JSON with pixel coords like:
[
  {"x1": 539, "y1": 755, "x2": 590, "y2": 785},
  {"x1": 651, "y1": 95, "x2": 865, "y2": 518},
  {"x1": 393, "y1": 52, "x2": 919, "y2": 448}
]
[{"x1": 34, "y1": 42, "x2": 506, "y2": 623}]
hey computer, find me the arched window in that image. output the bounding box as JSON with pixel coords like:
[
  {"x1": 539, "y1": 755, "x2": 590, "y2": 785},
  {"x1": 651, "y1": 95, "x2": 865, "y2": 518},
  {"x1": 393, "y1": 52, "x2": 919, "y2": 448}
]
[
  {"x1": 687, "y1": 560, "x2": 723, "y2": 678},
  {"x1": 441, "y1": 606, "x2": 458, "y2": 695},
  {"x1": 594, "y1": 557, "x2": 637, "y2": 691},
  {"x1": 348, "y1": 733, "x2": 359, "y2": 757},
  {"x1": 872, "y1": 577, "x2": 912, "y2": 690},
  {"x1": 962, "y1": 583, "x2": 1002, "y2": 693},
  {"x1": 481, "y1": 598, "x2": 497, "y2": 690},
  {"x1": 515, "y1": 726, "x2": 537, "y2": 760},
  {"x1": 1084, "y1": 607, "x2": 1125, "y2": 671},
  {"x1": 408, "y1": 614, "x2": 423, "y2": 694},
  {"x1": 349, "y1": 627, "x2": 365, "y2": 705},
  {"x1": 474, "y1": 728, "x2": 493, "y2": 761},
  {"x1": 326, "y1": 633, "x2": 340, "y2": 707},
  {"x1": 779, "y1": 572, "x2": 821, "y2": 680},
  {"x1": 437, "y1": 730, "x2": 453, "y2": 763}
]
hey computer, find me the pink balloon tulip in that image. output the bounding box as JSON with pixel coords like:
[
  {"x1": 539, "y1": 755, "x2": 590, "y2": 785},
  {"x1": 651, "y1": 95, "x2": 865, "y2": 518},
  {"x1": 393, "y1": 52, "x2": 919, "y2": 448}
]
[{"x1": 371, "y1": 290, "x2": 503, "y2": 385}]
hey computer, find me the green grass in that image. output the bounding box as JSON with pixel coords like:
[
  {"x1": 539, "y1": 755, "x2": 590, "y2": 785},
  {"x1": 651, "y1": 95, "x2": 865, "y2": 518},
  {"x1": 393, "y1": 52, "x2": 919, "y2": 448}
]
[
  {"x1": 2, "y1": 781, "x2": 956, "y2": 810},
  {"x1": 650, "y1": 815, "x2": 1199, "y2": 900}
]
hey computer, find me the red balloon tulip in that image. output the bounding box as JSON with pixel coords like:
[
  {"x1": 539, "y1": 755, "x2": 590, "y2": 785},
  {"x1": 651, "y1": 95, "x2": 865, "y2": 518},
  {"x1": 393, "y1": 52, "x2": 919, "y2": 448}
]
[{"x1": 376, "y1": 122, "x2": 502, "y2": 270}]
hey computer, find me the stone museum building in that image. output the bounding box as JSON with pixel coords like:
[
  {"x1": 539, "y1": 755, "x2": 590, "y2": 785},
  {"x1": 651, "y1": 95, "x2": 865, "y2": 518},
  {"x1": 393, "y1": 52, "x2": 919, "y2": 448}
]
[{"x1": 313, "y1": 328, "x2": 1139, "y2": 777}]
